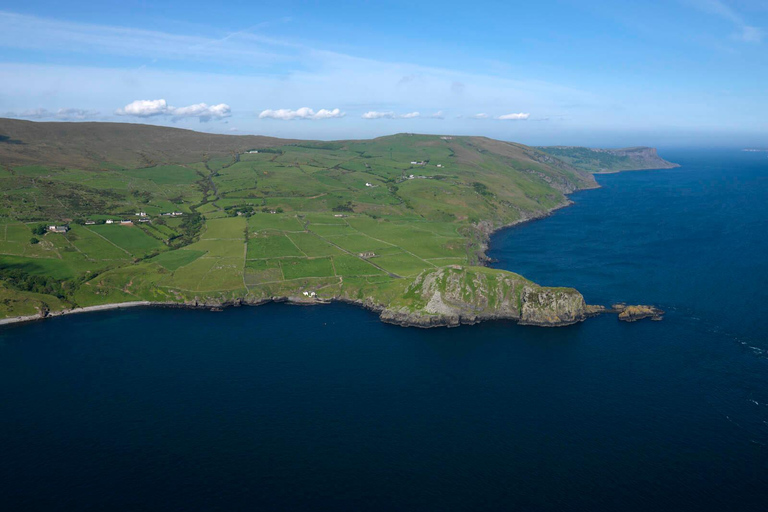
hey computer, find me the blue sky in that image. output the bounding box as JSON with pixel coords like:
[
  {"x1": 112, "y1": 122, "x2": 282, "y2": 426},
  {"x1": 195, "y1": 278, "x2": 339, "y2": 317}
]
[{"x1": 1, "y1": 0, "x2": 766, "y2": 146}]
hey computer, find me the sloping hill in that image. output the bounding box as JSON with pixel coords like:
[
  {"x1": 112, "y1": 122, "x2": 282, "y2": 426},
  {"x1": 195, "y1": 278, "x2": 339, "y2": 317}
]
[
  {"x1": 0, "y1": 121, "x2": 612, "y2": 327},
  {"x1": 0, "y1": 118, "x2": 293, "y2": 169}
]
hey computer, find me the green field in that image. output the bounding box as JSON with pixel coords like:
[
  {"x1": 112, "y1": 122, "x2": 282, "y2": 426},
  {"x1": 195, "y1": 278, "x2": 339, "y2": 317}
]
[
  {"x1": 0, "y1": 121, "x2": 616, "y2": 321},
  {"x1": 87, "y1": 225, "x2": 164, "y2": 257}
]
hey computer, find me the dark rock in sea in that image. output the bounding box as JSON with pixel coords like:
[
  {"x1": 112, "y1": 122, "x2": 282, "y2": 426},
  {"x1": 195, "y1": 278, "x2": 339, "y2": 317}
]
[{"x1": 611, "y1": 303, "x2": 665, "y2": 322}]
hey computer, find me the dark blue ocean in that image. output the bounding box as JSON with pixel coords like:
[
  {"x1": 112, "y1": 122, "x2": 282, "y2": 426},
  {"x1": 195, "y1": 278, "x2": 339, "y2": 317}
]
[{"x1": 1, "y1": 149, "x2": 767, "y2": 511}]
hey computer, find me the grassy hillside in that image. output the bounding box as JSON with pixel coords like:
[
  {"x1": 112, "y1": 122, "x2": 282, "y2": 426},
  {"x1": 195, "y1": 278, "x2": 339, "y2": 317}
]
[
  {"x1": 536, "y1": 146, "x2": 678, "y2": 173},
  {"x1": 0, "y1": 120, "x2": 600, "y2": 325},
  {"x1": 0, "y1": 118, "x2": 293, "y2": 170}
]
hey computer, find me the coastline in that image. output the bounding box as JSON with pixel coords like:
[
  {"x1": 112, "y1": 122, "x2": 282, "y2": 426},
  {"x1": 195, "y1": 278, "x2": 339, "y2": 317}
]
[
  {"x1": 0, "y1": 202, "x2": 596, "y2": 330},
  {"x1": 0, "y1": 167, "x2": 673, "y2": 331},
  {"x1": 0, "y1": 301, "x2": 155, "y2": 327}
]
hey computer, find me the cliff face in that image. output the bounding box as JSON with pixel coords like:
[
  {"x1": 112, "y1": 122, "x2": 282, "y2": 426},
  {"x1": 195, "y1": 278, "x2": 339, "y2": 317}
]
[{"x1": 377, "y1": 267, "x2": 589, "y2": 328}]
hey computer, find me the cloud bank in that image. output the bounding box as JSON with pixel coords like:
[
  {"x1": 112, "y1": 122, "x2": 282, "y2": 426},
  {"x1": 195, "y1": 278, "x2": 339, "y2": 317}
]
[
  {"x1": 5, "y1": 107, "x2": 100, "y2": 120},
  {"x1": 361, "y1": 111, "x2": 444, "y2": 120},
  {"x1": 258, "y1": 107, "x2": 344, "y2": 120},
  {"x1": 115, "y1": 99, "x2": 231, "y2": 121},
  {"x1": 497, "y1": 112, "x2": 530, "y2": 120}
]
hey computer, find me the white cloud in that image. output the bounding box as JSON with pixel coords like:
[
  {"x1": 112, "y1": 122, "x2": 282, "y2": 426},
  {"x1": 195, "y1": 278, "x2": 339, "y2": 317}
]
[
  {"x1": 497, "y1": 112, "x2": 530, "y2": 120},
  {"x1": 258, "y1": 107, "x2": 344, "y2": 120},
  {"x1": 362, "y1": 111, "x2": 396, "y2": 119},
  {"x1": 312, "y1": 108, "x2": 345, "y2": 119},
  {"x1": 171, "y1": 103, "x2": 231, "y2": 121},
  {"x1": 116, "y1": 99, "x2": 169, "y2": 117},
  {"x1": 471, "y1": 113, "x2": 490, "y2": 119},
  {"x1": 429, "y1": 111, "x2": 445, "y2": 119},
  {"x1": 115, "y1": 99, "x2": 231, "y2": 121},
  {"x1": 362, "y1": 111, "x2": 436, "y2": 119}
]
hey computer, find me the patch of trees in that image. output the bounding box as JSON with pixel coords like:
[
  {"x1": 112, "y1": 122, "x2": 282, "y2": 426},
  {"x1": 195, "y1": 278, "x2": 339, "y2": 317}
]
[
  {"x1": 294, "y1": 142, "x2": 343, "y2": 151},
  {"x1": 131, "y1": 189, "x2": 152, "y2": 203},
  {"x1": 0, "y1": 268, "x2": 68, "y2": 298},
  {"x1": 30, "y1": 224, "x2": 47, "y2": 236},
  {"x1": 226, "y1": 206, "x2": 255, "y2": 218},
  {"x1": 332, "y1": 201, "x2": 355, "y2": 213},
  {"x1": 472, "y1": 182, "x2": 494, "y2": 197},
  {"x1": 169, "y1": 212, "x2": 203, "y2": 247}
]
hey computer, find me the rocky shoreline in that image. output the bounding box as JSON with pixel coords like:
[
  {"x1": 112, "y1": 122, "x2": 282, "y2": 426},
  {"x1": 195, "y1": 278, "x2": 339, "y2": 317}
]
[{"x1": 0, "y1": 288, "x2": 663, "y2": 330}]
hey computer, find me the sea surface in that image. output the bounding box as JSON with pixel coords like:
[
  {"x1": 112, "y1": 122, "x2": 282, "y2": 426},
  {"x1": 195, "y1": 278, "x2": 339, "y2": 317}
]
[{"x1": 1, "y1": 149, "x2": 767, "y2": 511}]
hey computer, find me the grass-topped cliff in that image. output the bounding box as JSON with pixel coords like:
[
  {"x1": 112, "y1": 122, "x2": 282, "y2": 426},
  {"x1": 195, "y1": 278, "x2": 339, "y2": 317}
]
[
  {"x1": 536, "y1": 146, "x2": 679, "y2": 174},
  {"x1": 0, "y1": 119, "x2": 665, "y2": 326}
]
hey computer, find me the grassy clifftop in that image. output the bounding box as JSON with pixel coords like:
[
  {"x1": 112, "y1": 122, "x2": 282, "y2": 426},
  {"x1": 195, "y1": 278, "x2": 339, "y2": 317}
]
[
  {"x1": 0, "y1": 120, "x2": 606, "y2": 326},
  {"x1": 536, "y1": 146, "x2": 679, "y2": 174}
]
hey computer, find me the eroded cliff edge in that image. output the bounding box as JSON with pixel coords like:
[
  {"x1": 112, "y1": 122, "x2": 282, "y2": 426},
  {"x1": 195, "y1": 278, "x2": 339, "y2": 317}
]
[{"x1": 341, "y1": 266, "x2": 598, "y2": 328}]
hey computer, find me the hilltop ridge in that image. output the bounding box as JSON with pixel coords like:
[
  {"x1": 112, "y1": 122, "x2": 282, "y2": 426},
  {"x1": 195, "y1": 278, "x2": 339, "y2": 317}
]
[{"x1": 0, "y1": 118, "x2": 294, "y2": 169}]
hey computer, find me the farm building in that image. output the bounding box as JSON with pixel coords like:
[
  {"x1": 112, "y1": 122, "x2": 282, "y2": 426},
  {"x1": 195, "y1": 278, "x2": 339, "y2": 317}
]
[
  {"x1": 358, "y1": 251, "x2": 376, "y2": 259},
  {"x1": 120, "y1": 220, "x2": 133, "y2": 226},
  {"x1": 105, "y1": 219, "x2": 114, "y2": 224},
  {"x1": 47, "y1": 225, "x2": 69, "y2": 233}
]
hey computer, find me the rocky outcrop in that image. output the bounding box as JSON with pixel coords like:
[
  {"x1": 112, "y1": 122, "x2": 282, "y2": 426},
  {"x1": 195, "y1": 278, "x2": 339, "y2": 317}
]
[
  {"x1": 518, "y1": 286, "x2": 589, "y2": 326},
  {"x1": 612, "y1": 304, "x2": 665, "y2": 322},
  {"x1": 377, "y1": 266, "x2": 590, "y2": 328}
]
